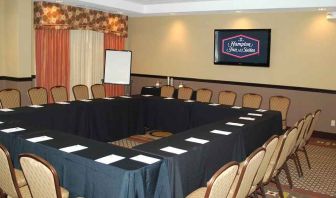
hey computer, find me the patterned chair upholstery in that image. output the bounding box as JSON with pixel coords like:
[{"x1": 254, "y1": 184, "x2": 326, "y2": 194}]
[
  {"x1": 91, "y1": 84, "x2": 106, "y2": 99},
  {"x1": 196, "y1": 89, "x2": 212, "y2": 103},
  {"x1": 218, "y1": 91, "x2": 237, "y2": 106},
  {"x1": 160, "y1": 85, "x2": 174, "y2": 98},
  {"x1": 269, "y1": 96, "x2": 291, "y2": 130},
  {"x1": 177, "y1": 87, "x2": 193, "y2": 100},
  {"x1": 242, "y1": 93, "x2": 262, "y2": 109},
  {"x1": 19, "y1": 153, "x2": 69, "y2": 198},
  {"x1": 72, "y1": 84, "x2": 89, "y2": 100},
  {"x1": 0, "y1": 89, "x2": 21, "y2": 109},
  {"x1": 50, "y1": 86, "x2": 68, "y2": 103},
  {"x1": 0, "y1": 144, "x2": 31, "y2": 198},
  {"x1": 186, "y1": 161, "x2": 239, "y2": 198},
  {"x1": 228, "y1": 147, "x2": 265, "y2": 198},
  {"x1": 28, "y1": 87, "x2": 48, "y2": 105}
]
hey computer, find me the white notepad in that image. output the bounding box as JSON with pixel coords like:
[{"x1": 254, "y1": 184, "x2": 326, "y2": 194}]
[
  {"x1": 1, "y1": 127, "x2": 26, "y2": 133},
  {"x1": 27, "y1": 136, "x2": 53, "y2": 143},
  {"x1": 248, "y1": 113, "x2": 263, "y2": 117},
  {"x1": 256, "y1": 109, "x2": 268, "y2": 112},
  {"x1": 120, "y1": 96, "x2": 131, "y2": 98},
  {"x1": 59, "y1": 145, "x2": 88, "y2": 153},
  {"x1": 226, "y1": 122, "x2": 245, "y2": 127},
  {"x1": 160, "y1": 146, "x2": 187, "y2": 155},
  {"x1": 0, "y1": 108, "x2": 14, "y2": 112},
  {"x1": 232, "y1": 106, "x2": 242, "y2": 109},
  {"x1": 210, "y1": 130, "x2": 232, "y2": 135},
  {"x1": 209, "y1": 103, "x2": 220, "y2": 106},
  {"x1": 80, "y1": 99, "x2": 92, "y2": 102},
  {"x1": 184, "y1": 100, "x2": 194, "y2": 103},
  {"x1": 185, "y1": 137, "x2": 209, "y2": 144},
  {"x1": 142, "y1": 95, "x2": 153, "y2": 97},
  {"x1": 145, "y1": 86, "x2": 153, "y2": 88},
  {"x1": 130, "y1": 155, "x2": 161, "y2": 164},
  {"x1": 29, "y1": 105, "x2": 44, "y2": 108},
  {"x1": 0, "y1": 121, "x2": 4, "y2": 124},
  {"x1": 164, "y1": 97, "x2": 174, "y2": 100},
  {"x1": 103, "y1": 97, "x2": 115, "y2": 100},
  {"x1": 239, "y1": 117, "x2": 255, "y2": 121},
  {"x1": 56, "y1": 102, "x2": 70, "y2": 105},
  {"x1": 95, "y1": 154, "x2": 125, "y2": 165}
]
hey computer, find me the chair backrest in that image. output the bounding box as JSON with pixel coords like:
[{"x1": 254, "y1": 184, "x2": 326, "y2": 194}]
[
  {"x1": 291, "y1": 118, "x2": 304, "y2": 154},
  {"x1": 0, "y1": 144, "x2": 22, "y2": 198},
  {"x1": 19, "y1": 153, "x2": 62, "y2": 198},
  {"x1": 242, "y1": 93, "x2": 262, "y2": 109},
  {"x1": 297, "y1": 113, "x2": 313, "y2": 149},
  {"x1": 218, "y1": 91, "x2": 236, "y2": 106},
  {"x1": 0, "y1": 88, "x2": 21, "y2": 108},
  {"x1": 249, "y1": 135, "x2": 279, "y2": 195},
  {"x1": 177, "y1": 87, "x2": 193, "y2": 100},
  {"x1": 50, "y1": 86, "x2": 68, "y2": 103},
  {"x1": 269, "y1": 96, "x2": 290, "y2": 130},
  {"x1": 28, "y1": 87, "x2": 48, "y2": 105},
  {"x1": 160, "y1": 85, "x2": 174, "y2": 98},
  {"x1": 196, "y1": 88, "x2": 212, "y2": 103},
  {"x1": 232, "y1": 147, "x2": 265, "y2": 198},
  {"x1": 72, "y1": 84, "x2": 89, "y2": 100},
  {"x1": 91, "y1": 84, "x2": 106, "y2": 99},
  {"x1": 205, "y1": 161, "x2": 239, "y2": 198},
  {"x1": 304, "y1": 109, "x2": 321, "y2": 143}
]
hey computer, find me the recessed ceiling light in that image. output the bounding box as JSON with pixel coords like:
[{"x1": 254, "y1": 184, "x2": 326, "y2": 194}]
[
  {"x1": 235, "y1": 10, "x2": 242, "y2": 13},
  {"x1": 55, "y1": 0, "x2": 63, "y2": 3},
  {"x1": 318, "y1": 8, "x2": 326, "y2": 11}
]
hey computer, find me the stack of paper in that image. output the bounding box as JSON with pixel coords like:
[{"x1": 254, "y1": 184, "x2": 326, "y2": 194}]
[
  {"x1": 164, "y1": 97, "x2": 174, "y2": 100},
  {"x1": 59, "y1": 145, "x2": 88, "y2": 153},
  {"x1": 0, "y1": 121, "x2": 4, "y2": 124},
  {"x1": 130, "y1": 155, "x2": 161, "y2": 164},
  {"x1": 1, "y1": 127, "x2": 26, "y2": 133},
  {"x1": 0, "y1": 108, "x2": 14, "y2": 112},
  {"x1": 256, "y1": 109, "x2": 268, "y2": 112},
  {"x1": 232, "y1": 106, "x2": 242, "y2": 109},
  {"x1": 185, "y1": 137, "x2": 209, "y2": 144},
  {"x1": 80, "y1": 99, "x2": 92, "y2": 102},
  {"x1": 103, "y1": 97, "x2": 115, "y2": 100},
  {"x1": 209, "y1": 103, "x2": 220, "y2": 106},
  {"x1": 145, "y1": 86, "x2": 153, "y2": 88},
  {"x1": 184, "y1": 100, "x2": 194, "y2": 103},
  {"x1": 142, "y1": 95, "x2": 153, "y2": 97},
  {"x1": 27, "y1": 136, "x2": 53, "y2": 143},
  {"x1": 56, "y1": 102, "x2": 70, "y2": 105},
  {"x1": 239, "y1": 117, "x2": 255, "y2": 121},
  {"x1": 248, "y1": 113, "x2": 263, "y2": 117},
  {"x1": 160, "y1": 146, "x2": 187, "y2": 154},
  {"x1": 226, "y1": 122, "x2": 245, "y2": 127},
  {"x1": 120, "y1": 96, "x2": 131, "y2": 98},
  {"x1": 95, "y1": 154, "x2": 125, "y2": 165},
  {"x1": 210, "y1": 130, "x2": 232, "y2": 135},
  {"x1": 29, "y1": 105, "x2": 44, "y2": 108}
]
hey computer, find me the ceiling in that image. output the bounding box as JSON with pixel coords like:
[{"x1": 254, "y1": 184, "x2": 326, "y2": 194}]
[{"x1": 41, "y1": 0, "x2": 336, "y2": 17}]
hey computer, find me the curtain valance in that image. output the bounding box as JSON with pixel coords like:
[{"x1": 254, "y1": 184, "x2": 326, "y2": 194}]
[{"x1": 34, "y1": 2, "x2": 128, "y2": 37}]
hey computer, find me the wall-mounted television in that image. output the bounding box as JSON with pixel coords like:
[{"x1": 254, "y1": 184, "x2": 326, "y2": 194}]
[{"x1": 214, "y1": 29, "x2": 271, "y2": 67}]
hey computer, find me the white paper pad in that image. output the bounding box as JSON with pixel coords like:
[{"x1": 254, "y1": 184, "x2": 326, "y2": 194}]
[
  {"x1": 209, "y1": 103, "x2": 220, "y2": 106},
  {"x1": 210, "y1": 130, "x2": 232, "y2": 135},
  {"x1": 164, "y1": 97, "x2": 174, "y2": 100},
  {"x1": 0, "y1": 121, "x2": 4, "y2": 124},
  {"x1": 248, "y1": 113, "x2": 263, "y2": 117},
  {"x1": 29, "y1": 105, "x2": 43, "y2": 108},
  {"x1": 145, "y1": 86, "x2": 153, "y2": 88},
  {"x1": 59, "y1": 145, "x2": 88, "y2": 153},
  {"x1": 256, "y1": 109, "x2": 268, "y2": 112},
  {"x1": 160, "y1": 146, "x2": 187, "y2": 155},
  {"x1": 185, "y1": 137, "x2": 209, "y2": 144},
  {"x1": 95, "y1": 154, "x2": 125, "y2": 164},
  {"x1": 142, "y1": 95, "x2": 153, "y2": 97},
  {"x1": 1, "y1": 127, "x2": 26, "y2": 133},
  {"x1": 226, "y1": 122, "x2": 245, "y2": 127},
  {"x1": 103, "y1": 97, "x2": 115, "y2": 100},
  {"x1": 120, "y1": 96, "x2": 131, "y2": 98},
  {"x1": 184, "y1": 100, "x2": 194, "y2": 103},
  {"x1": 80, "y1": 99, "x2": 92, "y2": 102},
  {"x1": 130, "y1": 155, "x2": 161, "y2": 164},
  {"x1": 232, "y1": 106, "x2": 242, "y2": 109},
  {"x1": 239, "y1": 117, "x2": 255, "y2": 121},
  {"x1": 27, "y1": 136, "x2": 53, "y2": 143},
  {"x1": 0, "y1": 108, "x2": 14, "y2": 112},
  {"x1": 56, "y1": 102, "x2": 70, "y2": 105}
]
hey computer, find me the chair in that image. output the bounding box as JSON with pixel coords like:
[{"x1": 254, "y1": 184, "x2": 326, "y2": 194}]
[
  {"x1": 0, "y1": 89, "x2": 21, "y2": 109},
  {"x1": 269, "y1": 96, "x2": 290, "y2": 130},
  {"x1": 0, "y1": 144, "x2": 31, "y2": 198},
  {"x1": 196, "y1": 89, "x2": 212, "y2": 103},
  {"x1": 50, "y1": 86, "x2": 68, "y2": 103},
  {"x1": 177, "y1": 87, "x2": 193, "y2": 100},
  {"x1": 160, "y1": 85, "x2": 174, "y2": 98},
  {"x1": 242, "y1": 93, "x2": 262, "y2": 109},
  {"x1": 19, "y1": 153, "x2": 69, "y2": 198},
  {"x1": 248, "y1": 135, "x2": 279, "y2": 197},
  {"x1": 72, "y1": 84, "x2": 89, "y2": 100},
  {"x1": 227, "y1": 147, "x2": 265, "y2": 198},
  {"x1": 28, "y1": 87, "x2": 48, "y2": 105},
  {"x1": 218, "y1": 91, "x2": 237, "y2": 106},
  {"x1": 186, "y1": 161, "x2": 239, "y2": 198},
  {"x1": 91, "y1": 84, "x2": 106, "y2": 99}
]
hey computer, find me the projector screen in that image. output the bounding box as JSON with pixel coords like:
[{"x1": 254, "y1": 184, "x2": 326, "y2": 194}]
[{"x1": 104, "y1": 50, "x2": 132, "y2": 85}]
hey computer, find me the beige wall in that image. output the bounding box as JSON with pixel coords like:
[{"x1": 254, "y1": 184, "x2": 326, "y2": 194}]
[
  {"x1": 0, "y1": 0, "x2": 33, "y2": 77},
  {"x1": 128, "y1": 12, "x2": 336, "y2": 90}
]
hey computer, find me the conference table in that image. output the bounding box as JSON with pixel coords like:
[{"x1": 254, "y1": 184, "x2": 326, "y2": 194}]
[{"x1": 0, "y1": 95, "x2": 282, "y2": 198}]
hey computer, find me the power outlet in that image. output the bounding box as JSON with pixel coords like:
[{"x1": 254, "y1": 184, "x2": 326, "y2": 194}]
[{"x1": 331, "y1": 120, "x2": 336, "y2": 127}]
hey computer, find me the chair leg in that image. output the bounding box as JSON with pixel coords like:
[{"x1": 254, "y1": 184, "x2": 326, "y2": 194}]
[
  {"x1": 283, "y1": 162, "x2": 293, "y2": 189},
  {"x1": 290, "y1": 154, "x2": 301, "y2": 177},
  {"x1": 274, "y1": 175, "x2": 284, "y2": 198},
  {"x1": 259, "y1": 183, "x2": 266, "y2": 198},
  {"x1": 294, "y1": 152, "x2": 304, "y2": 177},
  {"x1": 302, "y1": 146, "x2": 311, "y2": 169}
]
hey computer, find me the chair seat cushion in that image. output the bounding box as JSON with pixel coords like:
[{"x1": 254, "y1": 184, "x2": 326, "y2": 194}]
[
  {"x1": 15, "y1": 169, "x2": 27, "y2": 187},
  {"x1": 186, "y1": 187, "x2": 206, "y2": 198},
  {"x1": 61, "y1": 187, "x2": 69, "y2": 198}
]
